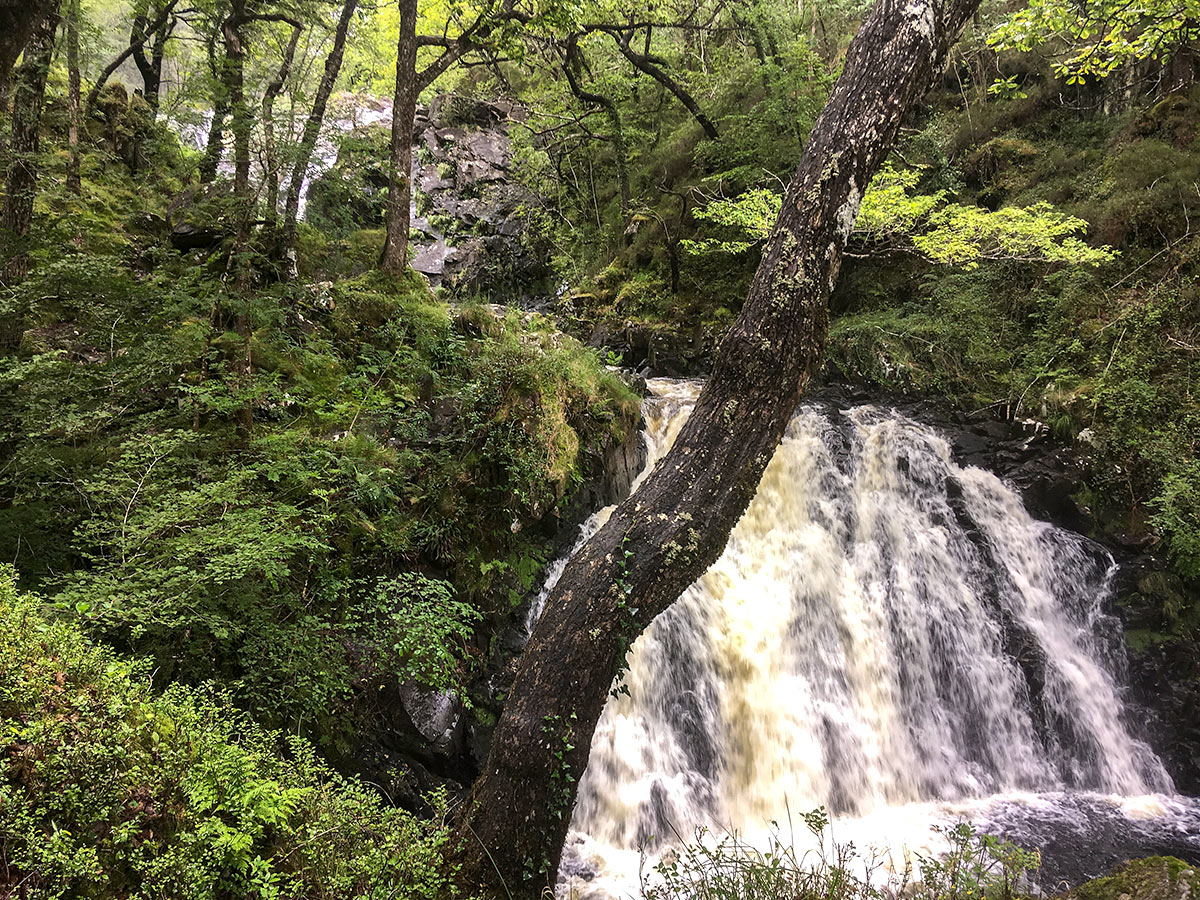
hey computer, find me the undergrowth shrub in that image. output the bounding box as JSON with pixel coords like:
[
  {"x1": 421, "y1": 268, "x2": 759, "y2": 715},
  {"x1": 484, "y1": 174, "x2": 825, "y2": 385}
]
[
  {"x1": 0, "y1": 253, "x2": 638, "y2": 752},
  {"x1": 0, "y1": 568, "x2": 458, "y2": 899},
  {"x1": 642, "y1": 810, "x2": 1039, "y2": 900}
]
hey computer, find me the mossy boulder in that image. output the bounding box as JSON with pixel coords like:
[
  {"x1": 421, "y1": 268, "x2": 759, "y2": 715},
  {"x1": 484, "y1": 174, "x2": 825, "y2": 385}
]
[{"x1": 1072, "y1": 857, "x2": 1198, "y2": 900}]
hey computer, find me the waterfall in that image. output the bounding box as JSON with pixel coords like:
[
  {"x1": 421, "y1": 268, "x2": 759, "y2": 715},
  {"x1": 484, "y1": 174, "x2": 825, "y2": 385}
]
[{"x1": 545, "y1": 379, "x2": 1195, "y2": 897}]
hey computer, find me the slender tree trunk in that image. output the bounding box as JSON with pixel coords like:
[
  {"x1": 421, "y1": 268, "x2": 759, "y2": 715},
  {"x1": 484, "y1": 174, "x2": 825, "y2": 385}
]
[
  {"x1": 66, "y1": 0, "x2": 81, "y2": 196},
  {"x1": 222, "y1": 4, "x2": 250, "y2": 207},
  {"x1": 2, "y1": 2, "x2": 60, "y2": 283},
  {"x1": 452, "y1": 0, "x2": 982, "y2": 894},
  {"x1": 148, "y1": 14, "x2": 169, "y2": 114},
  {"x1": 379, "y1": 0, "x2": 419, "y2": 275},
  {"x1": 219, "y1": 1, "x2": 255, "y2": 435},
  {"x1": 280, "y1": 0, "x2": 359, "y2": 271},
  {"x1": 199, "y1": 36, "x2": 228, "y2": 184},
  {"x1": 199, "y1": 102, "x2": 229, "y2": 183},
  {"x1": 262, "y1": 21, "x2": 302, "y2": 224}
]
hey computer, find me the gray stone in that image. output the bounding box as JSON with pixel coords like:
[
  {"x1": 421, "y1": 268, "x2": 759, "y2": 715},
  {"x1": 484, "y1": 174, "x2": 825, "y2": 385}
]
[{"x1": 398, "y1": 681, "x2": 462, "y2": 755}]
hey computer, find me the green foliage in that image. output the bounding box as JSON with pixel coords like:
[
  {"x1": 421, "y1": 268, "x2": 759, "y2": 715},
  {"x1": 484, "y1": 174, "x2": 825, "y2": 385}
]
[
  {"x1": 909, "y1": 202, "x2": 1113, "y2": 268},
  {"x1": 0, "y1": 569, "x2": 458, "y2": 899},
  {"x1": 1, "y1": 147, "x2": 638, "y2": 754},
  {"x1": 989, "y1": 0, "x2": 1200, "y2": 82},
  {"x1": 642, "y1": 811, "x2": 1039, "y2": 900},
  {"x1": 681, "y1": 189, "x2": 781, "y2": 255},
  {"x1": 682, "y1": 167, "x2": 1114, "y2": 269}
]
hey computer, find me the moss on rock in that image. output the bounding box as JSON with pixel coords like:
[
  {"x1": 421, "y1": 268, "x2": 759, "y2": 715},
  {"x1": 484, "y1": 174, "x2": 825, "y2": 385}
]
[{"x1": 1072, "y1": 857, "x2": 1198, "y2": 900}]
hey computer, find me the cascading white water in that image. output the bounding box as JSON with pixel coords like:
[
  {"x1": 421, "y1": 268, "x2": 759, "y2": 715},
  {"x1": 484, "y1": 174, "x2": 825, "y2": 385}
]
[{"x1": 542, "y1": 379, "x2": 1196, "y2": 898}]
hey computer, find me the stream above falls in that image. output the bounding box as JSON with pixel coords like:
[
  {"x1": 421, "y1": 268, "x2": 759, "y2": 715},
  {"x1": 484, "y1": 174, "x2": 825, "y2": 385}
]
[{"x1": 531, "y1": 379, "x2": 1200, "y2": 899}]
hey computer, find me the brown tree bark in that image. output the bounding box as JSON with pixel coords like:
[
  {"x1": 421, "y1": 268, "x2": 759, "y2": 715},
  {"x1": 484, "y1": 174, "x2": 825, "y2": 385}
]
[
  {"x1": 66, "y1": 0, "x2": 81, "y2": 196},
  {"x1": 379, "y1": 0, "x2": 419, "y2": 275},
  {"x1": 0, "y1": 0, "x2": 57, "y2": 96},
  {"x1": 280, "y1": 0, "x2": 359, "y2": 270},
  {"x1": 451, "y1": 0, "x2": 982, "y2": 895},
  {"x1": 1, "y1": 1, "x2": 60, "y2": 283}
]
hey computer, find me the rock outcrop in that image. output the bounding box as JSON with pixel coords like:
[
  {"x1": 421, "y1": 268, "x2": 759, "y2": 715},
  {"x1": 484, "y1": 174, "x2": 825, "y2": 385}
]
[
  {"x1": 1072, "y1": 857, "x2": 1198, "y2": 900},
  {"x1": 410, "y1": 94, "x2": 550, "y2": 295}
]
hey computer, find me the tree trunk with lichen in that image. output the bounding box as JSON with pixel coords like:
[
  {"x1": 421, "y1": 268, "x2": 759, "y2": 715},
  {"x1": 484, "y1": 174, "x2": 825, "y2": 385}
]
[
  {"x1": 450, "y1": 0, "x2": 982, "y2": 895},
  {"x1": 0, "y1": 0, "x2": 56, "y2": 95}
]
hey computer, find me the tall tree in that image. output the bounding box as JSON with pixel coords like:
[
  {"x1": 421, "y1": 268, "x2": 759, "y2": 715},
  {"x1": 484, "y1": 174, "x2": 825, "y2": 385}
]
[
  {"x1": 1, "y1": 1, "x2": 61, "y2": 282},
  {"x1": 262, "y1": 19, "x2": 304, "y2": 225},
  {"x1": 66, "y1": 0, "x2": 82, "y2": 196},
  {"x1": 451, "y1": 0, "x2": 983, "y2": 894},
  {"x1": 379, "y1": 0, "x2": 419, "y2": 275}
]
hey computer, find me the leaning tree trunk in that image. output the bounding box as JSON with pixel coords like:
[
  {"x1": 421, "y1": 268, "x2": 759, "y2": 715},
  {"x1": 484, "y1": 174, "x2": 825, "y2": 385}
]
[
  {"x1": 199, "y1": 34, "x2": 228, "y2": 185},
  {"x1": 610, "y1": 30, "x2": 720, "y2": 139},
  {"x1": 1, "y1": 2, "x2": 60, "y2": 283},
  {"x1": 452, "y1": 0, "x2": 982, "y2": 895},
  {"x1": 280, "y1": 0, "x2": 358, "y2": 271},
  {"x1": 379, "y1": 0, "x2": 418, "y2": 276}
]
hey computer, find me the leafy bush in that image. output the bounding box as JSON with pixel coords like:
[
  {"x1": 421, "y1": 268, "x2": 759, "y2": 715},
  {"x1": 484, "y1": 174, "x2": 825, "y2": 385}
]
[
  {"x1": 0, "y1": 246, "x2": 637, "y2": 753},
  {"x1": 0, "y1": 568, "x2": 459, "y2": 899}
]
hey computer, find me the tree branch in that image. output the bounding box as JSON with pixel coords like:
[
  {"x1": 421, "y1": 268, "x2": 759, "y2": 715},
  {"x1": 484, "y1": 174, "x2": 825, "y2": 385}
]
[{"x1": 85, "y1": 0, "x2": 183, "y2": 109}]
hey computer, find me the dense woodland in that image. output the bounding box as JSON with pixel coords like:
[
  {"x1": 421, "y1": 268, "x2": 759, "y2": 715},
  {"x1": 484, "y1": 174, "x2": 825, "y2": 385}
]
[{"x1": 0, "y1": 0, "x2": 1198, "y2": 895}]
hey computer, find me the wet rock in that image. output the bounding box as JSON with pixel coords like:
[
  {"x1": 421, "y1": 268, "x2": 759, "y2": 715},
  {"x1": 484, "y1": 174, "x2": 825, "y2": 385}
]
[
  {"x1": 398, "y1": 682, "x2": 463, "y2": 756},
  {"x1": 407, "y1": 93, "x2": 549, "y2": 294},
  {"x1": 411, "y1": 239, "x2": 451, "y2": 276},
  {"x1": 166, "y1": 184, "x2": 236, "y2": 252}
]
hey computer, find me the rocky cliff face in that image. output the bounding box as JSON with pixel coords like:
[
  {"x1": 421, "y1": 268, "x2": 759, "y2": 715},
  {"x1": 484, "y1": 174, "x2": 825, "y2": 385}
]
[
  {"x1": 409, "y1": 95, "x2": 550, "y2": 295},
  {"x1": 303, "y1": 93, "x2": 551, "y2": 297}
]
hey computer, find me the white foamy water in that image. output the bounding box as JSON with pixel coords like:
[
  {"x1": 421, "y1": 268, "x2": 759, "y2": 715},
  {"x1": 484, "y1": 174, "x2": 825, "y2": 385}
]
[{"x1": 538, "y1": 379, "x2": 1198, "y2": 898}]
